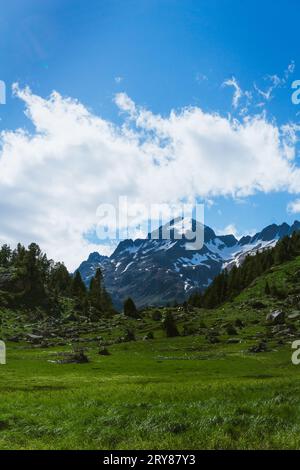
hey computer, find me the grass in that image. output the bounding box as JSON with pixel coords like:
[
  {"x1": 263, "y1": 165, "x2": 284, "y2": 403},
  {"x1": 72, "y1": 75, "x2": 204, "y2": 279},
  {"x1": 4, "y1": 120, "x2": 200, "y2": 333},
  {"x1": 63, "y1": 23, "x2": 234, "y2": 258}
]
[
  {"x1": 2, "y1": 256, "x2": 300, "y2": 449},
  {"x1": 0, "y1": 337, "x2": 300, "y2": 449}
]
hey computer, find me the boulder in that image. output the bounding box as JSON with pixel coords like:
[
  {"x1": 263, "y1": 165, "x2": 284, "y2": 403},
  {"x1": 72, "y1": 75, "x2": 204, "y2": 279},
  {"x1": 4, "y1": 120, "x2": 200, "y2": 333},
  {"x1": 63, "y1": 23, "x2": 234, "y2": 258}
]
[
  {"x1": 206, "y1": 333, "x2": 220, "y2": 344},
  {"x1": 288, "y1": 312, "x2": 300, "y2": 320},
  {"x1": 64, "y1": 350, "x2": 89, "y2": 364},
  {"x1": 248, "y1": 341, "x2": 268, "y2": 353},
  {"x1": 266, "y1": 310, "x2": 285, "y2": 325},
  {"x1": 227, "y1": 338, "x2": 240, "y2": 344},
  {"x1": 99, "y1": 347, "x2": 110, "y2": 356},
  {"x1": 26, "y1": 333, "x2": 44, "y2": 344},
  {"x1": 143, "y1": 332, "x2": 154, "y2": 341}
]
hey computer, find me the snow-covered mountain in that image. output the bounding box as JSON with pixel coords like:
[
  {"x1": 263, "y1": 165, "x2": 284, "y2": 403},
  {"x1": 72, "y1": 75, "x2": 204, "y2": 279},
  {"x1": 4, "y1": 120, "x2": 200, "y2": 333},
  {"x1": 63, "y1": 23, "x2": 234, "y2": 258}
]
[{"x1": 76, "y1": 219, "x2": 300, "y2": 309}]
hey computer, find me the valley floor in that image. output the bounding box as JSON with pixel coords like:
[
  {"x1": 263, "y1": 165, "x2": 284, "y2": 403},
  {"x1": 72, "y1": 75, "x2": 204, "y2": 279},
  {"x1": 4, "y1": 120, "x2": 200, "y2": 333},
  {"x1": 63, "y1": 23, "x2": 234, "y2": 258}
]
[
  {"x1": 2, "y1": 256, "x2": 300, "y2": 450},
  {"x1": 0, "y1": 337, "x2": 300, "y2": 450}
]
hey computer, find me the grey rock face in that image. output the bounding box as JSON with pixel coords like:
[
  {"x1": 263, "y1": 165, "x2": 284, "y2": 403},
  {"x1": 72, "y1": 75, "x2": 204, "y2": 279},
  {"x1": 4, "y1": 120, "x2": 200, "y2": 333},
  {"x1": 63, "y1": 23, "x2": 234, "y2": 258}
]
[{"x1": 77, "y1": 219, "x2": 300, "y2": 309}]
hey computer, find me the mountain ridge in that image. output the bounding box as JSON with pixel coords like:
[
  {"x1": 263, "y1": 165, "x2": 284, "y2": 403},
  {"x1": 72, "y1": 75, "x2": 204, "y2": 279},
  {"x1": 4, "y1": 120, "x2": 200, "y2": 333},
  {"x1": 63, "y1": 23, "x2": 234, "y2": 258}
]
[{"x1": 77, "y1": 219, "x2": 300, "y2": 309}]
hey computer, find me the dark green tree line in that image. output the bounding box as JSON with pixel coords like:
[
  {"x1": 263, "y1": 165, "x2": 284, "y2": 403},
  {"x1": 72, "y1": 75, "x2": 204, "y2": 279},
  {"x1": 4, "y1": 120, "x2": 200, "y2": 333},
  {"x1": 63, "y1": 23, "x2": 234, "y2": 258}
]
[
  {"x1": 0, "y1": 242, "x2": 114, "y2": 318},
  {"x1": 189, "y1": 231, "x2": 300, "y2": 309}
]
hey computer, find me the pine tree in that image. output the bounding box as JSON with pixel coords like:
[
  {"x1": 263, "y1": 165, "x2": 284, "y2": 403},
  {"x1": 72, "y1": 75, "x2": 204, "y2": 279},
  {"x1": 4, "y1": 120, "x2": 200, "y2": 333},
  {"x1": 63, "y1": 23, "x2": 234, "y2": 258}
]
[
  {"x1": 0, "y1": 244, "x2": 12, "y2": 267},
  {"x1": 124, "y1": 297, "x2": 138, "y2": 318},
  {"x1": 89, "y1": 268, "x2": 113, "y2": 317},
  {"x1": 72, "y1": 271, "x2": 87, "y2": 298},
  {"x1": 71, "y1": 271, "x2": 87, "y2": 315},
  {"x1": 49, "y1": 262, "x2": 72, "y2": 295},
  {"x1": 265, "y1": 280, "x2": 271, "y2": 295},
  {"x1": 21, "y1": 243, "x2": 48, "y2": 306},
  {"x1": 162, "y1": 312, "x2": 179, "y2": 337},
  {"x1": 89, "y1": 268, "x2": 103, "y2": 309}
]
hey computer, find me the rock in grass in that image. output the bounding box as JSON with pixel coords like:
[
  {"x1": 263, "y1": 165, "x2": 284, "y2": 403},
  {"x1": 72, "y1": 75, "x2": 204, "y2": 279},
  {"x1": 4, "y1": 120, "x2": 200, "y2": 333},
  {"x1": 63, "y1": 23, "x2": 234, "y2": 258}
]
[
  {"x1": 124, "y1": 328, "x2": 136, "y2": 342},
  {"x1": 266, "y1": 310, "x2": 285, "y2": 325},
  {"x1": 227, "y1": 338, "x2": 240, "y2": 344},
  {"x1": 206, "y1": 334, "x2": 220, "y2": 344},
  {"x1": 56, "y1": 350, "x2": 89, "y2": 364},
  {"x1": 117, "y1": 328, "x2": 136, "y2": 343},
  {"x1": 288, "y1": 312, "x2": 300, "y2": 320},
  {"x1": 248, "y1": 341, "x2": 268, "y2": 353},
  {"x1": 99, "y1": 347, "x2": 110, "y2": 356},
  {"x1": 182, "y1": 324, "x2": 198, "y2": 336},
  {"x1": 143, "y1": 332, "x2": 154, "y2": 341},
  {"x1": 70, "y1": 350, "x2": 89, "y2": 363}
]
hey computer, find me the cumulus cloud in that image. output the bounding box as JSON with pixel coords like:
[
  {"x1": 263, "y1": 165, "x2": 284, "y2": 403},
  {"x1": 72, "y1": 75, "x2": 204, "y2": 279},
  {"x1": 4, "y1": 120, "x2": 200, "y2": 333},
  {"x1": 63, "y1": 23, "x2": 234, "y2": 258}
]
[{"x1": 0, "y1": 85, "x2": 300, "y2": 269}]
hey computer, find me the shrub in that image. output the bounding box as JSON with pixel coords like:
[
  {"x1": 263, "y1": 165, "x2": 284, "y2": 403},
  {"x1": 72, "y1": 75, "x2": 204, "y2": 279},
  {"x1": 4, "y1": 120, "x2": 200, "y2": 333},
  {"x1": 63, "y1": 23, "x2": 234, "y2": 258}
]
[{"x1": 162, "y1": 313, "x2": 179, "y2": 338}]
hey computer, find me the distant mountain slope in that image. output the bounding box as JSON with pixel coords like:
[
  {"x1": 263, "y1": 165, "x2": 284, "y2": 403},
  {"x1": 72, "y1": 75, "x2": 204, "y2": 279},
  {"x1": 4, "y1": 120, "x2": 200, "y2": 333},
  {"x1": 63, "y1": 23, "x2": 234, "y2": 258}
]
[{"x1": 77, "y1": 219, "x2": 300, "y2": 309}]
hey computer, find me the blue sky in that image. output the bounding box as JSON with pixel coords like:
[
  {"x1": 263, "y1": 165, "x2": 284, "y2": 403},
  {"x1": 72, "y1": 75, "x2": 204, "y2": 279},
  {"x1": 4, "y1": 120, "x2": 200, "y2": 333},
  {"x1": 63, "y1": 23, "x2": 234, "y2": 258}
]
[{"x1": 0, "y1": 0, "x2": 300, "y2": 266}]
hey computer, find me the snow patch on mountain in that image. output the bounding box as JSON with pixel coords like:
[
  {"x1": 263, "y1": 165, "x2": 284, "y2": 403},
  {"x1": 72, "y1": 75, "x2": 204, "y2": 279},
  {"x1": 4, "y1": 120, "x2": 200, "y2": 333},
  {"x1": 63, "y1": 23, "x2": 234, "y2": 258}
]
[{"x1": 76, "y1": 219, "x2": 300, "y2": 309}]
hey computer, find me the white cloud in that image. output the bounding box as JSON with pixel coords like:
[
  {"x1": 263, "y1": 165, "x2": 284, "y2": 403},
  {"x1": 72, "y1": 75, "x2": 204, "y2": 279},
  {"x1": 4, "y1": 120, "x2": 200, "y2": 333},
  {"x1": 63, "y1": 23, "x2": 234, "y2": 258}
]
[
  {"x1": 114, "y1": 92, "x2": 136, "y2": 116},
  {"x1": 285, "y1": 60, "x2": 296, "y2": 79},
  {"x1": 287, "y1": 199, "x2": 300, "y2": 214},
  {"x1": 254, "y1": 61, "x2": 296, "y2": 104},
  {"x1": 0, "y1": 85, "x2": 300, "y2": 269},
  {"x1": 195, "y1": 73, "x2": 208, "y2": 83},
  {"x1": 217, "y1": 224, "x2": 240, "y2": 239},
  {"x1": 217, "y1": 224, "x2": 257, "y2": 239},
  {"x1": 254, "y1": 82, "x2": 273, "y2": 101},
  {"x1": 222, "y1": 76, "x2": 243, "y2": 109},
  {"x1": 114, "y1": 76, "x2": 123, "y2": 84}
]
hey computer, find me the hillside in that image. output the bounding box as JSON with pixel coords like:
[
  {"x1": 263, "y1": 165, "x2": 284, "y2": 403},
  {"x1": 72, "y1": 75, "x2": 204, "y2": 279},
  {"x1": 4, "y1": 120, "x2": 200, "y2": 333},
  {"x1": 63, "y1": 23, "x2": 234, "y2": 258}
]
[{"x1": 1, "y1": 236, "x2": 300, "y2": 354}]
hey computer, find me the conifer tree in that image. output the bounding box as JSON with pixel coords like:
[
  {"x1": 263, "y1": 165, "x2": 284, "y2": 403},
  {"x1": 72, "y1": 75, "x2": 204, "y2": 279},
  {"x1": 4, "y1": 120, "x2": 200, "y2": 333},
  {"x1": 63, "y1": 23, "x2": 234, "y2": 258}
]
[
  {"x1": 49, "y1": 262, "x2": 72, "y2": 295},
  {"x1": 89, "y1": 268, "x2": 104, "y2": 310},
  {"x1": 124, "y1": 297, "x2": 138, "y2": 318},
  {"x1": 89, "y1": 268, "x2": 113, "y2": 317},
  {"x1": 72, "y1": 271, "x2": 87, "y2": 298},
  {"x1": 162, "y1": 312, "x2": 179, "y2": 337},
  {"x1": 265, "y1": 280, "x2": 271, "y2": 295},
  {"x1": 0, "y1": 244, "x2": 12, "y2": 267},
  {"x1": 21, "y1": 243, "x2": 48, "y2": 306}
]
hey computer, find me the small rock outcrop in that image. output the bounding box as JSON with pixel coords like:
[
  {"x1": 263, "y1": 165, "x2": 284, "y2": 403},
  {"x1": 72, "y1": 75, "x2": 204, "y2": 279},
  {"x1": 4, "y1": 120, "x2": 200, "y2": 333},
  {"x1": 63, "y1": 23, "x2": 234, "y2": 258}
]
[{"x1": 266, "y1": 310, "x2": 285, "y2": 325}]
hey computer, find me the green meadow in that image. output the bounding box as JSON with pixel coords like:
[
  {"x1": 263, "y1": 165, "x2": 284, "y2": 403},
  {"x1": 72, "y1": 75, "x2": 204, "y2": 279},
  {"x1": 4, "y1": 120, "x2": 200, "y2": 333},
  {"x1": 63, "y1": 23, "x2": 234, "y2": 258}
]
[
  {"x1": 1, "y1": 337, "x2": 300, "y2": 450},
  {"x1": 1, "y1": 256, "x2": 300, "y2": 450}
]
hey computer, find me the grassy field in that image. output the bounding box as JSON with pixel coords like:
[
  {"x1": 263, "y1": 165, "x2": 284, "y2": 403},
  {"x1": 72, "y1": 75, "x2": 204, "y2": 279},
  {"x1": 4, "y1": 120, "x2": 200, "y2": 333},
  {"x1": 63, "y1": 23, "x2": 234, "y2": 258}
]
[
  {"x1": 1, "y1": 257, "x2": 300, "y2": 450},
  {"x1": 1, "y1": 335, "x2": 300, "y2": 449}
]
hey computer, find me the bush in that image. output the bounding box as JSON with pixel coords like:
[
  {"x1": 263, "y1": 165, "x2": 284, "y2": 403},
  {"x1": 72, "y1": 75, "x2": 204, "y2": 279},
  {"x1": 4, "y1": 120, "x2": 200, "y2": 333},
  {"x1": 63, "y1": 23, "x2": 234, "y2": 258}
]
[
  {"x1": 162, "y1": 313, "x2": 179, "y2": 338},
  {"x1": 151, "y1": 310, "x2": 162, "y2": 321},
  {"x1": 235, "y1": 318, "x2": 244, "y2": 328},
  {"x1": 226, "y1": 324, "x2": 238, "y2": 336},
  {"x1": 182, "y1": 324, "x2": 197, "y2": 336},
  {"x1": 123, "y1": 328, "x2": 136, "y2": 342}
]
